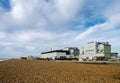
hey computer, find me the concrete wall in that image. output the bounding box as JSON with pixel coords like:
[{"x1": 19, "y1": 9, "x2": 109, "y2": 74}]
[
  {"x1": 41, "y1": 52, "x2": 56, "y2": 59},
  {"x1": 83, "y1": 42, "x2": 96, "y2": 56},
  {"x1": 55, "y1": 52, "x2": 67, "y2": 58},
  {"x1": 104, "y1": 45, "x2": 111, "y2": 54},
  {"x1": 41, "y1": 52, "x2": 66, "y2": 60},
  {"x1": 80, "y1": 42, "x2": 112, "y2": 60}
]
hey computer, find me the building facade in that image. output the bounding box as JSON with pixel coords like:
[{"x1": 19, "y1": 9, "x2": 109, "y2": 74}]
[
  {"x1": 41, "y1": 47, "x2": 80, "y2": 60},
  {"x1": 80, "y1": 41, "x2": 118, "y2": 61},
  {"x1": 41, "y1": 50, "x2": 69, "y2": 60}
]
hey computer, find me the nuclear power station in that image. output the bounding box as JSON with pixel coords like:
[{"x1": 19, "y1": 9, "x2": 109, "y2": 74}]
[{"x1": 41, "y1": 41, "x2": 118, "y2": 61}]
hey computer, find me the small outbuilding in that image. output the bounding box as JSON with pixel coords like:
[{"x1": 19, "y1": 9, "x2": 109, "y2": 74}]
[{"x1": 27, "y1": 56, "x2": 34, "y2": 60}]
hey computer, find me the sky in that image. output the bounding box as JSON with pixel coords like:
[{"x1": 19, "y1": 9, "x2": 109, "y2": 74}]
[{"x1": 0, "y1": 0, "x2": 120, "y2": 58}]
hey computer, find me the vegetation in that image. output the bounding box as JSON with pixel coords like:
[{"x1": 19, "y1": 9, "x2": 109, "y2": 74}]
[{"x1": 0, "y1": 59, "x2": 120, "y2": 83}]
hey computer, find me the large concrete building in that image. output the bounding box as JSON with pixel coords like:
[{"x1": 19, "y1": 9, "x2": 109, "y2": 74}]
[
  {"x1": 41, "y1": 47, "x2": 79, "y2": 60},
  {"x1": 79, "y1": 41, "x2": 118, "y2": 61}
]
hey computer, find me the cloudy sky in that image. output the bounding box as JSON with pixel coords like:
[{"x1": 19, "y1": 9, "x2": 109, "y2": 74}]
[{"x1": 0, "y1": 0, "x2": 120, "y2": 58}]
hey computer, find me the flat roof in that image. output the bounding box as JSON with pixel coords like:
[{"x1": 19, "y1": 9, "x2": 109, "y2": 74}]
[{"x1": 41, "y1": 50, "x2": 70, "y2": 54}]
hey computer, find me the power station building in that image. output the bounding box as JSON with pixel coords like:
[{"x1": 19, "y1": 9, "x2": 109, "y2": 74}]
[
  {"x1": 79, "y1": 41, "x2": 118, "y2": 61},
  {"x1": 41, "y1": 47, "x2": 80, "y2": 60},
  {"x1": 41, "y1": 41, "x2": 118, "y2": 61}
]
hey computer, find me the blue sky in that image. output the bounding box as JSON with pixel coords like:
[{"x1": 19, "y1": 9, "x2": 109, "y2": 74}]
[{"x1": 0, "y1": 0, "x2": 120, "y2": 58}]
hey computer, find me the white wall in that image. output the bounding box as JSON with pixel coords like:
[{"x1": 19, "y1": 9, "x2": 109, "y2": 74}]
[
  {"x1": 56, "y1": 52, "x2": 66, "y2": 58},
  {"x1": 80, "y1": 42, "x2": 111, "y2": 60},
  {"x1": 41, "y1": 52, "x2": 57, "y2": 59},
  {"x1": 41, "y1": 52, "x2": 66, "y2": 59},
  {"x1": 83, "y1": 42, "x2": 96, "y2": 56}
]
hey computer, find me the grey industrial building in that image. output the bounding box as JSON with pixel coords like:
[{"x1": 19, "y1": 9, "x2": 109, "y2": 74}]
[{"x1": 79, "y1": 41, "x2": 118, "y2": 61}]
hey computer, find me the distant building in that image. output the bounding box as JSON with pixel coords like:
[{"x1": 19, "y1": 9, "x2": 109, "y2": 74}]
[
  {"x1": 79, "y1": 41, "x2": 118, "y2": 61},
  {"x1": 21, "y1": 57, "x2": 27, "y2": 60},
  {"x1": 41, "y1": 50, "x2": 69, "y2": 60},
  {"x1": 41, "y1": 47, "x2": 80, "y2": 60},
  {"x1": 27, "y1": 56, "x2": 34, "y2": 60}
]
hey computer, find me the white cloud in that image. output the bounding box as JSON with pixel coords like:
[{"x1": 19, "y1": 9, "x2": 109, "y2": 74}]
[
  {"x1": 11, "y1": 31, "x2": 55, "y2": 42},
  {"x1": 0, "y1": 0, "x2": 83, "y2": 58},
  {"x1": 0, "y1": 0, "x2": 120, "y2": 58},
  {"x1": 0, "y1": 0, "x2": 83, "y2": 31},
  {"x1": 10, "y1": 0, "x2": 44, "y2": 20},
  {"x1": 0, "y1": 32, "x2": 6, "y2": 39},
  {"x1": 73, "y1": 10, "x2": 120, "y2": 55},
  {"x1": 55, "y1": 0, "x2": 83, "y2": 19},
  {"x1": 0, "y1": 47, "x2": 23, "y2": 58},
  {"x1": 11, "y1": 1, "x2": 25, "y2": 21}
]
